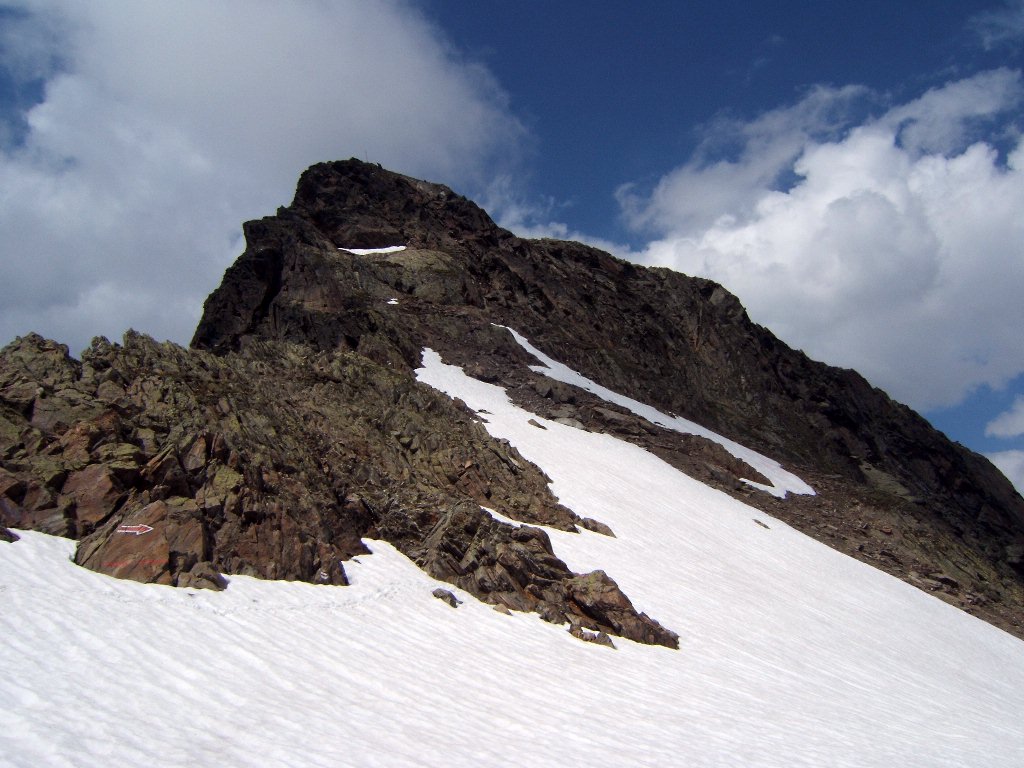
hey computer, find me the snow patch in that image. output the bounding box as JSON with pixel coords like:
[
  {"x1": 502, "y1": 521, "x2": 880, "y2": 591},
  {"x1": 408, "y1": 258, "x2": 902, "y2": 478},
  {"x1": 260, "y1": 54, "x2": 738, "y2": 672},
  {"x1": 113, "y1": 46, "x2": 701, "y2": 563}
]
[
  {"x1": 496, "y1": 325, "x2": 813, "y2": 498},
  {"x1": 338, "y1": 245, "x2": 407, "y2": 255}
]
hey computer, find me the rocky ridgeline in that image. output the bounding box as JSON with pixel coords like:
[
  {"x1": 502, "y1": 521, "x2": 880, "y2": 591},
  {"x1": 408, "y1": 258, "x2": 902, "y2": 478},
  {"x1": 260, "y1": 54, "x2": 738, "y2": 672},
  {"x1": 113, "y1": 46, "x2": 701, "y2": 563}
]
[
  {"x1": 0, "y1": 331, "x2": 675, "y2": 647},
  {"x1": 4, "y1": 158, "x2": 1024, "y2": 642}
]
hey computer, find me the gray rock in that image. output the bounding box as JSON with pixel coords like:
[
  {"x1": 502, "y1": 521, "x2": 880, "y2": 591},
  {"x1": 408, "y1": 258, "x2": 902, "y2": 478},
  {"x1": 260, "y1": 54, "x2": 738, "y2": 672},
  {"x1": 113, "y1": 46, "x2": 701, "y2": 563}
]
[
  {"x1": 178, "y1": 561, "x2": 228, "y2": 591},
  {"x1": 569, "y1": 624, "x2": 616, "y2": 648},
  {"x1": 432, "y1": 588, "x2": 461, "y2": 608},
  {"x1": 580, "y1": 518, "x2": 615, "y2": 537}
]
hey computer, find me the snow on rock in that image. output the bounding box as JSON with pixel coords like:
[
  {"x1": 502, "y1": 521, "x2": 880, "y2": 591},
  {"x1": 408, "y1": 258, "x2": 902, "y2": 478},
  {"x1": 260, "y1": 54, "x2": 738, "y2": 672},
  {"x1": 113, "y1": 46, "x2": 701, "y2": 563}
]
[
  {"x1": 2, "y1": 348, "x2": 1023, "y2": 767},
  {"x1": 338, "y1": 245, "x2": 407, "y2": 255},
  {"x1": 497, "y1": 325, "x2": 814, "y2": 498}
]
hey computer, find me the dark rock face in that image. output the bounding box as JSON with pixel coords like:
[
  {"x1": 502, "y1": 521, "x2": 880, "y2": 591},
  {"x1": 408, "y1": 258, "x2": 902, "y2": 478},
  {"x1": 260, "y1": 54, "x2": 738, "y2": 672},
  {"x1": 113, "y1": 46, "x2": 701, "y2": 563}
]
[{"x1": 5, "y1": 158, "x2": 1024, "y2": 643}]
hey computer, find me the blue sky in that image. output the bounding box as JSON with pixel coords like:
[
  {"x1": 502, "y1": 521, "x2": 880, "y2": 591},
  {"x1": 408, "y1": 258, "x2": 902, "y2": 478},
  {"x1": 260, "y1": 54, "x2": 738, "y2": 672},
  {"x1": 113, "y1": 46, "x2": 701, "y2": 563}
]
[
  {"x1": 423, "y1": 1, "x2": 1022, "y2": 245},
  {"x1": 1, "y1": 1, "x2": 1023, "y2": 489}
]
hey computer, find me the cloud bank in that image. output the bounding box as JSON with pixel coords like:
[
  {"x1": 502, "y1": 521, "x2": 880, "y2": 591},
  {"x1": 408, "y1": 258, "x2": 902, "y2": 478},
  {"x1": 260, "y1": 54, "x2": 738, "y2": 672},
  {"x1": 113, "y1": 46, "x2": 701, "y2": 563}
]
[
  {"x1": 0, "y1": 0, "x2": 524, "y2": 353},
  {"x1": 987, "y1": 397, "x2": 1024, "y2": 438},
  {"x1": 628, "y1": 69, "x2": 1024, "y2": 412},
  {"x1": 987, "y1": 450, "x2": 1024, "y2": 495}
]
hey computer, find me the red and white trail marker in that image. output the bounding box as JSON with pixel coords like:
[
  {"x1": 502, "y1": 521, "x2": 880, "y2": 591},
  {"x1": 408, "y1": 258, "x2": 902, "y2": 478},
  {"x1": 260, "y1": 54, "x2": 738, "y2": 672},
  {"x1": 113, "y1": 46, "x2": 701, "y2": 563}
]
[{"x1": 115, "y1": 524, "x2": 154, "y2": 536}]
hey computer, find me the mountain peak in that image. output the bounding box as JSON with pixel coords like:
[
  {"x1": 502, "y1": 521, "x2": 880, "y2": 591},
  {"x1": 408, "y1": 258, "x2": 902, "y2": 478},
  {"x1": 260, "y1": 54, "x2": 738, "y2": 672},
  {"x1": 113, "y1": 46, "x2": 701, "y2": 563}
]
[
  {"x1": 4, "y1": 159, "x2": 1024, "y2": 643},
  {"x1": 186, "y1": 158, "x2": 1024, "y2": 639},
  {"x1": 291, "y1": 158, "x2": 503, "y2": 250}
]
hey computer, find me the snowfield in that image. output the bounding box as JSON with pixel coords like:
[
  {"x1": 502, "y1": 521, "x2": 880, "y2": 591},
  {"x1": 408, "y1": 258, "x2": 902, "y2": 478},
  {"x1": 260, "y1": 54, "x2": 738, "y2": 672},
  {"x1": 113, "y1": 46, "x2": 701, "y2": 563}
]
[{"x1": 2, "y1": 342, "x2": 1024, "y2": 767}]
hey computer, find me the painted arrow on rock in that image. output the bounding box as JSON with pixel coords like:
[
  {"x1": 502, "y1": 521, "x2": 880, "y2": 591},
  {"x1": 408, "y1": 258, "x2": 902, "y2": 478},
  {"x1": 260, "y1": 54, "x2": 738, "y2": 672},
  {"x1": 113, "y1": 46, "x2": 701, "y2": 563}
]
[{"x1": 116, "y1": 524, "x2": 154, "y2": 536}]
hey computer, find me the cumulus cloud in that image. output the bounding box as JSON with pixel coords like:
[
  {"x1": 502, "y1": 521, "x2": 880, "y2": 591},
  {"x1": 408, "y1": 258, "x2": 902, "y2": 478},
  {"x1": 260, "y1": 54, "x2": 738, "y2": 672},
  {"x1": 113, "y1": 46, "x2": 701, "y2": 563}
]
[
  {"x1": 0, "y1": 0, "x2": 524, "y2": 354},
  {"x1": 618, "y1": 84, "x2": 871, "y2": 235},
  {"x1": 987, "y1": 397, "x2": 1024, "y2": 438},
  {"x1": 987, "y1": 450, "x2": 1024, "y2": 495},
  {"x1": 630, "y1": 69, "x2": 1024, "y2": 411}
]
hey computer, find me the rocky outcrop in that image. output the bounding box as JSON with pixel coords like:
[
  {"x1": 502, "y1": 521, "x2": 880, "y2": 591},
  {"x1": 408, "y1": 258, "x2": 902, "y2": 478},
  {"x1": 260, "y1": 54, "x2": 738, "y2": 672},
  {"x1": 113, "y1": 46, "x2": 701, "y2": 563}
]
[
  {"x1": 0, "y1": 331, "x2": 674, "y2": 645},
  {"x1": 5, "y1": 158, "x2": 1024, "y2": 643},
  {"x1": 417, "y1": 501, "x2": 677, "y2": 646}
]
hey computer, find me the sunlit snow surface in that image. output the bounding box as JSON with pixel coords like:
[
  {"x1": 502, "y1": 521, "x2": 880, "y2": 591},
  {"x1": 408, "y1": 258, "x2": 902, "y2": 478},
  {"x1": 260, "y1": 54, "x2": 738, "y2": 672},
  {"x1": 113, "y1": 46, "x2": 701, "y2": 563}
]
[{"x1": 2, "y1": 348, "x2": 1024, "y2": 767}]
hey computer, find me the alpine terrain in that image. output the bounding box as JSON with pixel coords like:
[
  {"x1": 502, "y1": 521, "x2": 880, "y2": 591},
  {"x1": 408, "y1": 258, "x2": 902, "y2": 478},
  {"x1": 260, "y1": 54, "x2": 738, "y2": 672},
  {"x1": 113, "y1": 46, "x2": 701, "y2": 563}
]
[{"x1": 2, "y1": 159, "x2": 1024, "y2": 766}]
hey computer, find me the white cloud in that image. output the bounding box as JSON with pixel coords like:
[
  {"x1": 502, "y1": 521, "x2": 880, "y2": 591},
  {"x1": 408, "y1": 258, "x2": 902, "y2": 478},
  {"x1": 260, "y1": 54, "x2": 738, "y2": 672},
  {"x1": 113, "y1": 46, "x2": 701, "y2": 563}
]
[
  {"x1": 987, "y1": 450, "x2": 1024, "y2": 495},
  {"x1": 618, "y1": 84, "x2": 870, "y2": 235},
  {"x1": 0, "y1": 0, "x2": 525, "y2": 354},
  {"x1": 971, "y1": 0, "x2": 1024, "y2": 50},
  {"x1": 484, "y1": 174, "x2": 636, "y2": 256},
  {"x1": 987, "y1": 397, "x2": 1024, "y2": 438},
  {"x1": 631, "y1": 69, "x2": 1024, "y2": 411},
  {"x1": 881, "y1": 69, "x2": 1024, "y2": 154}
]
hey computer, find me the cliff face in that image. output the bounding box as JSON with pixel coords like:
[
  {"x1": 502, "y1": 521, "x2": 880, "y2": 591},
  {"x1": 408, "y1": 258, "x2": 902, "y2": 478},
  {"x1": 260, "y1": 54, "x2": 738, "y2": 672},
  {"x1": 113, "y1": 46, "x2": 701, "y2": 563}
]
[{"x1": 4, "y1": 159, "x2": 1024, "y2": 642}]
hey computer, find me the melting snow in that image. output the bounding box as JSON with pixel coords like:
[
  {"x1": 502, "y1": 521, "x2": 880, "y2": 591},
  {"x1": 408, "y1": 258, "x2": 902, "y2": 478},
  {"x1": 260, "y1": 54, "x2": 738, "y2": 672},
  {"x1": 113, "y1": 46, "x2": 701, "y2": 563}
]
[{"x1": 2, "y1": 347, "x2": 1023, "y2": 767}]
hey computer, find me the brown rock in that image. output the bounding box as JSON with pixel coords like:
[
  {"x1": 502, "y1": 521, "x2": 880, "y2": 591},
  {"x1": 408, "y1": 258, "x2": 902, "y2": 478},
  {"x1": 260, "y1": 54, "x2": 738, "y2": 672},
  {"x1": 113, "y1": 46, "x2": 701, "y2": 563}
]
[
  {"x1": 0, "y1": 468, "x2": 26, "y2": 502},
  {"x1": 57, "y1": 422, "x2": 101, "y2": 467},
  {"x1": 177, "y1": 561, "x2": 228, "y2": 590},
  {"x1": 569, "y1": 623, "x2": 616, "y2": 648},
  {"x1": 182, "y1": 434, "x2": 208, "y2": 473},
  {"x1": 567, "y1": 570, "x2": 679, "y2": 649},
  {"x1": 92, "y1": 443, "x2": 143, "y2": 480},
  {"x1": 61, "y1": 464, "x2": 125, "y2": 535},
  {"x1": 75, "y1": 498, "x2": 208, "y2": 586}
]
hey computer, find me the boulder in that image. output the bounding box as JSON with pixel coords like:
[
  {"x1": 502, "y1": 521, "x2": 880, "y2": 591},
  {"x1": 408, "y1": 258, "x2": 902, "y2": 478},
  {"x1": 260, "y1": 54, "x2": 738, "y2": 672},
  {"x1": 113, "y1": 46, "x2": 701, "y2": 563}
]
[
  {"x1": 580, "y1": 517, "x2": 615, "y2": 537},
  {"x1": 75, "y1": 498, "x2": 208, "y2": 586},
  {"x1": 432, "y1": 588, "x2": 461, "y2": 608}
]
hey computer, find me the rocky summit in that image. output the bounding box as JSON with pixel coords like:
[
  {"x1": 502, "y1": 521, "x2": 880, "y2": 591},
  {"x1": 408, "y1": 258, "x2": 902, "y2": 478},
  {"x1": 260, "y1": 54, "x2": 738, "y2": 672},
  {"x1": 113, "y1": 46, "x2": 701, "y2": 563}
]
[{"x1": 3, "y1": 159, "x2": 1023, "y2": 645}]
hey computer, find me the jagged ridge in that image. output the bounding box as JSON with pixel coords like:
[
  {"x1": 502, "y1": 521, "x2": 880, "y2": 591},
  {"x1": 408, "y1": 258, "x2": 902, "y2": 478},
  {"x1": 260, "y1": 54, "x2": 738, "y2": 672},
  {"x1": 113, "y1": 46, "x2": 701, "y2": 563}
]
[{"x1": 0, "y1": 331, "x2": 675, "y2": 647}]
